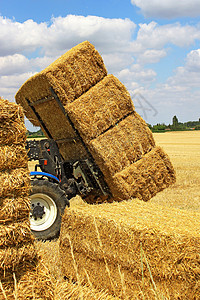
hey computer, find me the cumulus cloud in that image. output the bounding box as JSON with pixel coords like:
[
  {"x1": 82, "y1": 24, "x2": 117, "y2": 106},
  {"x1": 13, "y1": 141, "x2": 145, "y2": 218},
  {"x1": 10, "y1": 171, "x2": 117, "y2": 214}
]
[
  {"x1": 184, "y1": 49, "x2": 200, "y2": 72},
  {"x1": 0, "y1": 72, "x2": 34, "y2": 101},
  {"x1": 0, "y1": 15, "x2": 137, "y2": 102},
  {"x1": 1, "y1": 14, "x2": 200, "y2": 125},
  {"x1": 0, "y1": 15, "x2": 136, "y2": 57},
  {"x1": 137, "y1": 49, "x2": 167, "y2": 64},
  {"x1": 131, "y1": 0, "x2": 200, "y2": 18},
  {"x1": 0, "y1": 54, "x2": 30, "y2": 75},
  {"x1": 45, "y1": 15, "x2": 136, "y2": 56},
  {"x1": 0, "y1": 17, "x2": 47, "y2": 56},
  {"x1": 135, "y1": 22, "x2": 200, "y2": 50},
  {"x1": 117, "y1": 64, "x2": 156, "y2": 89}
]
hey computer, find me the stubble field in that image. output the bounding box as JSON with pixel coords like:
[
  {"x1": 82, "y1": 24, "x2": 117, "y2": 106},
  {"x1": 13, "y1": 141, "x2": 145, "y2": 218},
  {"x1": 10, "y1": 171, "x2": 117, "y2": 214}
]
[{"x1": 33, "y1": 131, "x2": 200, "y2": 298}]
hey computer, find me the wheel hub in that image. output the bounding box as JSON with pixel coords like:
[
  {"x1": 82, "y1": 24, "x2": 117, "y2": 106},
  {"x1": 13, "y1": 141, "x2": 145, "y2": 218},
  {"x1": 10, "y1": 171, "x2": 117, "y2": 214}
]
[
  {"x1": 31, "y1": 203, "x2": 45, "y2": 220},
  {"x1": 30, "y1": 193, "x2": 57, "y2": 231}
]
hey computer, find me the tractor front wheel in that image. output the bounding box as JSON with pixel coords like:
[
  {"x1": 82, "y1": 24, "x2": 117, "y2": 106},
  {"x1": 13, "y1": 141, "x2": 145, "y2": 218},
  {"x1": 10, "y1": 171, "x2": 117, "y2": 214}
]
[{"x1": 30, "y1": 179, "x2": 69, "y2": 240}]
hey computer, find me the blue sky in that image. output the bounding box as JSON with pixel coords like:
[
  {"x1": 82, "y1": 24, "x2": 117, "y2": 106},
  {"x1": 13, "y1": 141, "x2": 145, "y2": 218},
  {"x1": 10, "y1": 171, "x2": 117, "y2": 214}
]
[{"x1": 1, "y1": 0, "x2": 200, "y2": 130}]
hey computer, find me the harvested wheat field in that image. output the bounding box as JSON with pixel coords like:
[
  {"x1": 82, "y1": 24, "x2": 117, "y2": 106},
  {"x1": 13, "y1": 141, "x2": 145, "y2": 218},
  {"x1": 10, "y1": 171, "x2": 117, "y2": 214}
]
[
  {"x1": 27, "y1": 133, "x2": 200, "y2": 299},
  {"x1": 34, "y1": 130, "x2": 199, "y2": 300}
]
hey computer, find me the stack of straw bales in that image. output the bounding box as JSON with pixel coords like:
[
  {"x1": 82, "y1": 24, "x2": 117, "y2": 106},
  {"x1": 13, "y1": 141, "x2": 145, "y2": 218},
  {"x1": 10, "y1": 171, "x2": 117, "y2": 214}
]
[
  {"x1": 15, "y1": 41, "x2": 175, "y2": 202},
  {"x1": 0, "y1": 97, "x2": 54, "y2": 300},
  {"x1": 15, "y1": 41, "x2": 107, "y2": 126},
  {"x1": 60, "y1": 200, "x2": 200, "y2": 299}
]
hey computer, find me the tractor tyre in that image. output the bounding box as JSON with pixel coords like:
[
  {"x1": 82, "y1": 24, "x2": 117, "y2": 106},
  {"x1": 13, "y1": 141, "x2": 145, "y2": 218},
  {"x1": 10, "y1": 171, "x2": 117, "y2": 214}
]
[{"x1": 30, "y1": 179, "x2": 69, "y2": 240}]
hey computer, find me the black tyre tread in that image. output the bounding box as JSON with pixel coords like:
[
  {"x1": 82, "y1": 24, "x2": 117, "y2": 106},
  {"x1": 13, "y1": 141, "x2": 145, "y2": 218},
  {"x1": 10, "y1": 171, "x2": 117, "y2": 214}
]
[{"x1": 30, "y1": 180, "x2": 69, "y2": 240}]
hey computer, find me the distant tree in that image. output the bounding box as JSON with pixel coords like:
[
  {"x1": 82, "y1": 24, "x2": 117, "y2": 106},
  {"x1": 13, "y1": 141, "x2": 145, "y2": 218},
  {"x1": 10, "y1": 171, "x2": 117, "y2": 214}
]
[
  {"x1": 152, "y1": 123, "x2": 166, "y2": 132},
  {"x1": 172, "y1": 115, "x2": 179, "y2": 128}
]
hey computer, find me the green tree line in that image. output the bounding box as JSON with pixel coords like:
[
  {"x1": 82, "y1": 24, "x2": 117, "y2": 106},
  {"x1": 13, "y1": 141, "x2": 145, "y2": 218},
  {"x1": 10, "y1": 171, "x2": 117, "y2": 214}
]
[{"x1": 148, "y1": 116, "x2": 200, "y2": 132}]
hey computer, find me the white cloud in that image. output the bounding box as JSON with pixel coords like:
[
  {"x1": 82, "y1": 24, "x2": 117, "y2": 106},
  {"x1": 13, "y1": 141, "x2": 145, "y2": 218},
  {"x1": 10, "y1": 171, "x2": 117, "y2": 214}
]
[
  {"x1": 44, "y1": 15, "x2": 136, "y2": 56},
  {"x1": 117, "y1": 64, "x2": 156, "y2": 88},
  {"x1": 131, "y1": 0, "x2": 200, "y2": 18},
  {"x1": 0, "y1": 54, "x2": 30, "y2": 75},
  {"x1": 166, "y1": 49, "x2": 200, "y2": 88},
  {"x1": 0, "y1": 72, "x2": 34, "y2": 101},
  {"x1": 1, "y1": 14, "x2": 200, "y2": 127},
  {"x1": 135, "y1": 22, "x2": 200, "y2": 50},
  {"x1": 184, "y1": 49, "x2": 200, "y2": 72},
  {"x1": 0, "y1": 14, "x2": 136, "y2": 56},
  {"x1": 137, "y1": 49, "x2": 167, "y2": 64},
  {"x1": 0, "y1": 17, "x2": 47, "y2": 56},
  {"x1": 102, "y1": 53, "x2": 134, "y2": 73}
]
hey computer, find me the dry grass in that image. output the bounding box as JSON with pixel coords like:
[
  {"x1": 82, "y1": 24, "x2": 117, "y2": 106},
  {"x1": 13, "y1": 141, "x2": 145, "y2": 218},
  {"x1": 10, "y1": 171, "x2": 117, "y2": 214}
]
[
  {"x1": 35, "y1": 131, "x2": 200, "y2": 299},
  {"x1": 151, "y1": 130, "x2": 200, "y2": 211}
]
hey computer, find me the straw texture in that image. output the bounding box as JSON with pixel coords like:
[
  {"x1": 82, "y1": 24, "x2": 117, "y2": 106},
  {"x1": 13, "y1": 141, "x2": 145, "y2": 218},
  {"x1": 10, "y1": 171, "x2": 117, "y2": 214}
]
[
  {"x1": 66, "y1": 74, "x2": 135, "y2": 141},
  {"x1": 0, "y1": 196, "x2": 31, "y2": 222},
  {"x1": 0, "y1": 168, "x2": 30, "y2": 198},
  {"x1": 108, "y1": 146, "x2": 176, "y2": 201},
  {"x1": 0, "y1": 98, "x2": 24, "y2": 122},
  {"x1": 0, "y1": 98, "x2": 26, "y2": 146},
  {"x1": 0, "y1": 243, "x2": 37, "y2": 272},
  {"x1": 0, "y1": 219, "x2": 34, "y2": 248},
  {"x1": 0, "y1": 98, "x2": 54, "y2": 299},
  {"x1": 0, "y1": 145, "x2": 28, "y2": 171},
  {"x1": 55, "y1": 282, "x2": 119, "y2": 300},
  {"x1": 60, "y1": 200, "x2": 200, "y2": 299},
  {"x1": 0, "y1": 98, "x2": 36, "y2": 274},
  {"x1": 15, "y1": 41, "x2": 107, "y2": 126},
  {"x1": 88, "y1": 112, "x2": 155, "y2": 178},
  {"x1": 0, "y1": 260, "x2": 54, "y2": 300}
]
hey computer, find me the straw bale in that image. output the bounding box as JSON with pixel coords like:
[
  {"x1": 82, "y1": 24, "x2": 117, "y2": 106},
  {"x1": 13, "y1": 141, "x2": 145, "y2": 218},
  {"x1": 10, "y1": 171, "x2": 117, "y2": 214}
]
[
  {"x1": 0, "y1": 119, "x2": 27, "y2": 146},
  {"x1": 31, "y1": 98, "x2": 88, "y2": 160},
  {"x1": 16, "y1": 261, "x2": 55, "y2": 300},
  {"x1": 60, "y1": 200, "x2": 200, "y2": 299},
  {"x1": 0, "y1": 195, "x2": 30, "y2": 223},
  {"x1": 66, "y1": 74, "x2": 135, "y2": 141},
  {"x1": 0, "y1": 97, "x2": 26, "y2": 145},
  {"x1": 0, "y1": 219, "x2": 34, "y2": 248},
  {"x1": 0, "y1": 145, "x2": 28, "y2": 171},
  {"x1": 0, "y1": 97, "x2": 24, "y2": 122},
  {"x1": 108, "y1": 146, "x2": 176, "y2": 201},
  {"x1": 88, "y1": 112, "x2": 155, "y2": 180},
  {"x1": 0, "y1": 260, "x2": 54, "y2": 300},
  {"x1": 0, "y1": 243, "x2": 37, "y2": 272},
  {"x1": 55, "y1": 281, "x2": 119, "y2": 300},
  {"x1": 15, "y1": 41, "x2": 107, "y2": 126},
  {"x1": 0, "y1": 168, "x2": 30, "y2": 198}
]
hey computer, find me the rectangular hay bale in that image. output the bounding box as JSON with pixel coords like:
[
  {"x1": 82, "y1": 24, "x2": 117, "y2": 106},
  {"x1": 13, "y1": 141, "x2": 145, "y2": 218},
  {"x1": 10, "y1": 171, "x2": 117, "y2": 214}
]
[
  {"x1": 15, "y1": 41, "x2": 107, "y2": 127},
  {"x1": 0, "y1": 145, "x2": 28, "y2": 171},
  {"x1": 0, "y1": 243, "x2": 37, "y2": 272},
  {"x1": 60, "y1": 200, "x2": 200, "y2": 299},
  {"x1": 0, "y1": 219, "x2": 34, "y2": 248},
  {"x1": 0, "y1": 97, "x2": 26, "y2": 146},
  {"x1": 109, "y1": 146, "x2": 176, "y2": 201},
  {"x1": 0, "y1": 120, "x2": 27, "y2": 146},
  {"x1": 66, "y1": 74, "x2": 135, "y2": 141},
  {"x1": 0, "y1": 196, "x2": 30, "y2": 222},
  {"x1": 31, "y1": 98, "x2": 87, "y2": 161},
  {"x1": 88, "y1": 112, "x2": 155, "y2": 179},
  {"x1": 0, "y1": 97, "x2": 24, "y2": 122},
  {"x1": 0, "y1": 168, "x2": 30, "y2": 198}
]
